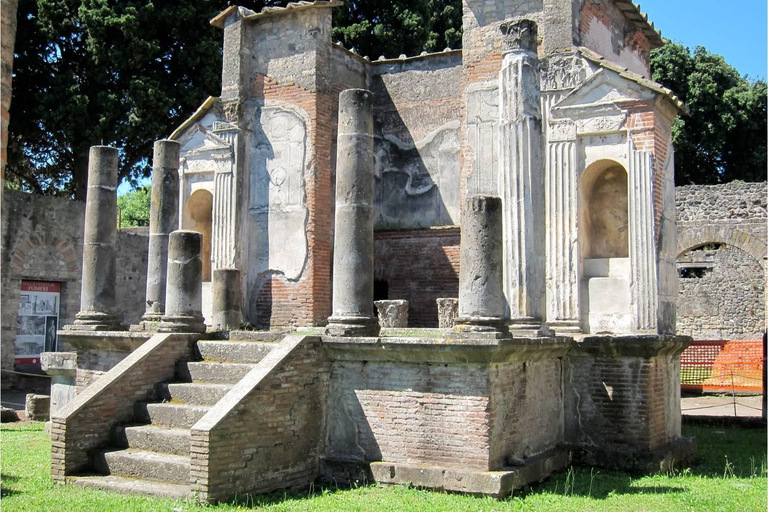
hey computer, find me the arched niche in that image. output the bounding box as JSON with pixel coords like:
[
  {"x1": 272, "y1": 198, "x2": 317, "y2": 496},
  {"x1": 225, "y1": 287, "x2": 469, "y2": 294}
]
[
  {"x1": 580, "y1": 160, "x2": 629, "y2": 259},
  {"x1": 183, "y1": 189, "x2": 213, "y2": 282}
]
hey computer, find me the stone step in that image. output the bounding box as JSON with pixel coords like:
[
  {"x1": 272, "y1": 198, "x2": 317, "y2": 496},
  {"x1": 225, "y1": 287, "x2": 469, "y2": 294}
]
[
  {"x1": 72, "y1": 475, "x2": 192, "y2": 499},
  {"x1": 197, "y1": 340, "x2": 275, "y2": 364},
  {"x1": 157, "y1": 381, "x2": 232, "y2": 406},
  {"x1": 176, "y1": 361, "x2": 255, "y2": 383},
  {"x1": 205, "y1": 330, "x2": 285, "y2": 342},
  {"x1": 113, "y1": 424, "x2": 190, "y2": 456},
  {"x1": 135, "y1": 402, "x2": 209, "y2": 429},
  {"x1": 93, "y1": 448, "x2": 190, "y2": 485}
]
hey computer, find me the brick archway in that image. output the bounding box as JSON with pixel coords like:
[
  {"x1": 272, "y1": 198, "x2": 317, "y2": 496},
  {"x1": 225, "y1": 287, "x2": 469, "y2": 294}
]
[
  {"x1": 677, "y1": 225, "x2": 767, "y2": 269},
  {"x1": 9, "y1": 233, "x2": 80, "y2": 278}
]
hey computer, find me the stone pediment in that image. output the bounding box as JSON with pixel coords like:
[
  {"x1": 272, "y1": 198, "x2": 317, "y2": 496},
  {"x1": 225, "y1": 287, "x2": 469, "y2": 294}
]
[
  {"x1": 178, "y1": 123, "x2": 232, "y2": 156},
  {"x1": 550, "y1": 68, "x2": 655, "y2": 120}
]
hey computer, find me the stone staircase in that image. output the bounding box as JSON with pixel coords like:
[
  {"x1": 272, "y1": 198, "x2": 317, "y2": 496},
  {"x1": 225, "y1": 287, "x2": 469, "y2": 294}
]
[{"x1": 72, "y1": 334, "x2": 281, "y2": 498}]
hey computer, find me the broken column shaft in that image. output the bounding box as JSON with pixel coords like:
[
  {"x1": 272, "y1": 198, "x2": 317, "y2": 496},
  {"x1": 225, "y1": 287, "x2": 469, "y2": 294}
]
[
  {"x1": 159, "y1": 230, "x2": 206, "y2": 333},
  {"x1": 454, "y1": 195, "x2": 508, "y2": 335},
  {"x1": 212, "y1": 268, "x2": 242, "y2": 330},
  {"x1": 73, "y1": 146, "x2": 121, "y2": 330},
  {"x1": 326, "y1": 88, "x2": 379, "y2": 337},
  {"x1": 142, "y1": 140, "x2": 181, "y2": 324}
]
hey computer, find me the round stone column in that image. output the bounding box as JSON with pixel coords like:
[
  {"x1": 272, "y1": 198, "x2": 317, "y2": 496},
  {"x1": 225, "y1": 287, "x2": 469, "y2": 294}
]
[
  {"x1": 326, "y1": 88, "x2": 379, "y2": 337},
  {"x1": 159, "y1": 230, "x2": 206, "y2": 333},
  {"x1": 74, "y1": 146, "x2": 121, "y2": 330},
  {"x1": 142, "y1": 140, "x2": 181, "y2": 324},
  {"x1": 454, "y1": 195, "x2": 508, "y2": 334},
  {"x1": 211, "y1": 268, "x2": 242, "y2": 331}
]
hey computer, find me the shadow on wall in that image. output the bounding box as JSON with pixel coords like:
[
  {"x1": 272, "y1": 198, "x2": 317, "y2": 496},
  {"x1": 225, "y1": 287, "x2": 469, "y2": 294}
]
[{"x1": 370, "y1": 68, "x2": 459, "y2": 230}]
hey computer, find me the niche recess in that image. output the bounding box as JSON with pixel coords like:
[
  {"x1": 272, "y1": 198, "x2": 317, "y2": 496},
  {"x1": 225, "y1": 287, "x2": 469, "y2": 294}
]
[{"x1": 183, "y1": 189, "x2": 213, "y2": 282}]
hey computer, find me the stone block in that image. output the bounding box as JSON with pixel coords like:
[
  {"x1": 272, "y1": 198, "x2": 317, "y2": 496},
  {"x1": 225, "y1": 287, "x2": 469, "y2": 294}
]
[
  {"x1": 25, "y1": 393, "x2": 50, "y2": 421},
  {"x1": 436, "y1": 298, "x2": 458, "y2": 328},
  {"x1": 374, "y1": 300, "x2": 409, "y2": 328}
]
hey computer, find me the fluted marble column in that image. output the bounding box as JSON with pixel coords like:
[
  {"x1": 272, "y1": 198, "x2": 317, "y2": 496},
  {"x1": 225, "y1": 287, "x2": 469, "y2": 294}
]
[{"x1": 498, "y1": 19, "x2": 546, "y2": 330}]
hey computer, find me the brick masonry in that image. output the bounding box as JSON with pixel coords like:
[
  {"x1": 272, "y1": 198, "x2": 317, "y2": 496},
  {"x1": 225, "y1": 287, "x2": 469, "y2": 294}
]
[
  {"x1": 189, "y1": 335, "x2": 330, "y2": 503},
  {"x1": 374, "y1": 227, "x2": 460, "y2": 327},
  {"x1": 0, "y1": 0, "x2": 17, "y2": 182},
  {"x1": 51, "y1": 333, "x2": 196, "y2": 480}
]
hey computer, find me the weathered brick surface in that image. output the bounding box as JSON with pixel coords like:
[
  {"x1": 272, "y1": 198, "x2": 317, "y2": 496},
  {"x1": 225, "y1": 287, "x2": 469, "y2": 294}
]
[
  {"x1": 50, "y1": 333, "x2": 196, "y2": 481},
  {"x1": 488, "y1": 360, "x2": 563, "y2": 467},
  {"x1": 326, "y1": 361, "x2": 493, "y2": 470},
  {"x1": 563, "y1": 337, "x2": 686, "y2": 464},
  {"x1": 0, "y1": 0, "x2": 18, "y2": 182},
  {"x1": 374, "y1": 227, "x2": 460, "y2": 327},
  {"x1": 190, "y1": 335, "x2": 329, "y2": 502}
]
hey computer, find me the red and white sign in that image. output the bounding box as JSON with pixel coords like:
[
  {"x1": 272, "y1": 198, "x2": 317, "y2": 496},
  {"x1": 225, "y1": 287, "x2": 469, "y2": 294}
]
[{"x1": 16, "y1": 280, "x2": 61, "y2": 365}]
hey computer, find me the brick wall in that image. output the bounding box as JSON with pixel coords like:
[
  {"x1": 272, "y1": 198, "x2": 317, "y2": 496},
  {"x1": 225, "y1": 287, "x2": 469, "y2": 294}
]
[
  {"x1": 326, "y1": 360, "x2": 494, "y2": 470},
  {"x1": 190, "y1": 335, "x2": 330, "y2": 503},
  {"x1": 51, "y1": 333, "x2": 196, "y2": 480},
  {"x1": 488, "y1": 360, "x2": 563, "y2": 468},
  {"x1": 563, "y1": 336, "x2": 687, "y2": 468},
  {"x1": 374, "y1": 227, "x2": 460, "y2": 327},
  {"x1": 249, "y1": 74, "x2": 334, "y2": 328}
]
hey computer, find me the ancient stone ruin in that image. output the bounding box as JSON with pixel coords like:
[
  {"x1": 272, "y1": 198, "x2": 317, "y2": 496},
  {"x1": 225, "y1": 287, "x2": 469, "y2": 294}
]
[{"x1": 46, "y1": 0, "x2": 696, "y2": 503}]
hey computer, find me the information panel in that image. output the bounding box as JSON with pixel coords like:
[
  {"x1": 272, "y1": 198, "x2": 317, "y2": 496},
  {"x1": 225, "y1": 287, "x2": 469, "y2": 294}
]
[{"x1": 16, "y1": 280, "x2": 61, "y2": 365}]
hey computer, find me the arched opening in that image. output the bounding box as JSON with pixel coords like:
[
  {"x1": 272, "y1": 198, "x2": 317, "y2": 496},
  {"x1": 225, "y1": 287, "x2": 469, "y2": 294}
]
[
  {"x1": 581, "y1": 161, "x2": 628, "y2": 259},
  {"x1": 183, "y1": 189, "x2": 213, "y2": 282},
  {"x1": 579, "y1": 160, "x2": 631, "y2": 334}
]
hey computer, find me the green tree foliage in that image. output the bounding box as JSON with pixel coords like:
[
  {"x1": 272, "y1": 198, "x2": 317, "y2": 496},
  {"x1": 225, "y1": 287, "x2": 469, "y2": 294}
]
[
  {"x1": 117, "y1": 184, "x2": 150, "y2": 227},
  {"x1": 651, "y1": 41, "x2": 767, "y2": 185},
  {"x1": 8, "y1": 0, "x2": 225, "y2": 200},
  {"x1": 332, "y1": 0, "x2": 462, "y2": 59}
]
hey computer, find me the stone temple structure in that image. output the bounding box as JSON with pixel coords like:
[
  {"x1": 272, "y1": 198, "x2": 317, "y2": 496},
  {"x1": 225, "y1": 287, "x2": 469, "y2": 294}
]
[{"x1": 48, "y1": 0, "x2": 695, "y2": 503}]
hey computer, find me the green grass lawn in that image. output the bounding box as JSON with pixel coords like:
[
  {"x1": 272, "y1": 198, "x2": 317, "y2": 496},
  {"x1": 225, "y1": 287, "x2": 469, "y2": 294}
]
[{"x1": 1, "y1": 421, "x2": 765, "y2": 512}]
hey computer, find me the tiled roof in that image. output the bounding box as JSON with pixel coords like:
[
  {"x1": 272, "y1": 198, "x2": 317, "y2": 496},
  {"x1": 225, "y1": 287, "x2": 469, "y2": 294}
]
[{"x1": 613, "y1": 0, "x2": 664, "y2": 48}]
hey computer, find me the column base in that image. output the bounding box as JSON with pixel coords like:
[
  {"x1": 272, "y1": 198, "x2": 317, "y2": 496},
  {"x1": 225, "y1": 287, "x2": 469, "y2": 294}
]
[
  {"x1": 69, "y1": 311, "x2": 123, "y2": 331},
  {"x1": 158, "y1": 314, "x2": 207, "y2": 334},
  {"x1": 453, "y1": 316, "x2": 510, "y2": 338},
  {"x1": 326, "y1": 315, "x2": 380, "y2": 337},
  {"x1": 548, "y1": 320, "x2": 582, "y2": 335}
]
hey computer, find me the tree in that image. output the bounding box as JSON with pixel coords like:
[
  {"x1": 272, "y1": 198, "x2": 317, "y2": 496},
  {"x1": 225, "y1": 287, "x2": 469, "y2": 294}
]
[
  {"x1": 332, "y1": 0, "x2": 462, "y2": 59},
  {"x1": 7, "y1": 0, "x2": 226, "y2": 200},
  {"x1": 8, "y1": 0, "x2": 461, "y2": 200},
  {"x1": 117, "y1": 184, "x2": 150, "y2": 227},
  {"x1": 651, "y1": 41, "x2": 767, "y2": 185}
]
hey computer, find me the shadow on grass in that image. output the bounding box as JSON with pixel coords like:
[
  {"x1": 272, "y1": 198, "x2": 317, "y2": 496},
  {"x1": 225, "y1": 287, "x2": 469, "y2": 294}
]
[{"x1": 1, "y1": 473, "x2": 21, "y2": 498}]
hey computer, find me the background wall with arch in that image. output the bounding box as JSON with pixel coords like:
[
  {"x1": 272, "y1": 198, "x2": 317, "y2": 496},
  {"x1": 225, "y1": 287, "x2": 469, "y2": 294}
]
[{"x1": 676, "y1": 182, "x2": 767, "y2": 339}]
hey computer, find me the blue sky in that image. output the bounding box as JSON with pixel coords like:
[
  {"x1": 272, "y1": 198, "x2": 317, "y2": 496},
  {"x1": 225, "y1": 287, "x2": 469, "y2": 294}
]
[{"x1": 639, "y1": 0, "x2": 767, "y2": 80}]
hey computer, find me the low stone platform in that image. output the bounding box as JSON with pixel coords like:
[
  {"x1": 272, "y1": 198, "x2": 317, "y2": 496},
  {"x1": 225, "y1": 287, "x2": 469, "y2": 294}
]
[{"x1": 370, "y1": 448, "x2": 570, "y2": 498}]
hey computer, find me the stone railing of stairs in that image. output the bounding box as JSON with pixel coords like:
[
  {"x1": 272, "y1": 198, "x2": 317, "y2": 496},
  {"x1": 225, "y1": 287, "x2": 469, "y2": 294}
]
[
  {"x1": 51, "y1": 333, "x2": 200, "y2": 480},
  {"x1": 190, "y1": 334, "x2": 330, "y2": 503}
]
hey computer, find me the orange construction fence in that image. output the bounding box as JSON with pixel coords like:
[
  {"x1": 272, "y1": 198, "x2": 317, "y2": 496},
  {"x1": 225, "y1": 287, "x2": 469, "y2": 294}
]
[{"x1": 680, "y1": 339, "x2": 764, "y2": 393}]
